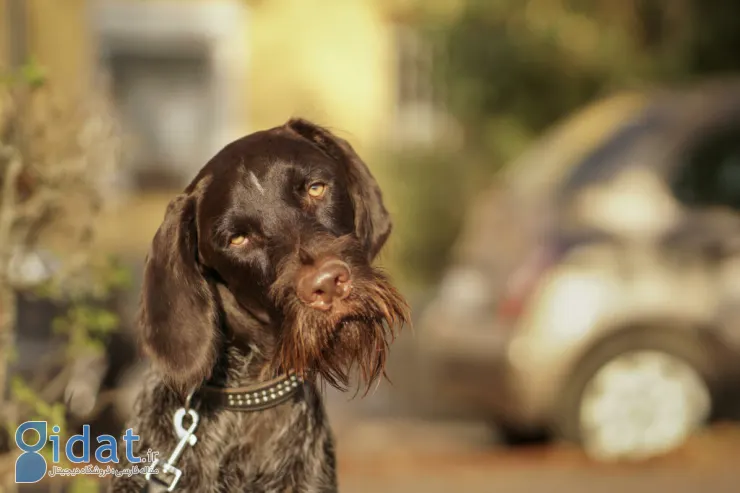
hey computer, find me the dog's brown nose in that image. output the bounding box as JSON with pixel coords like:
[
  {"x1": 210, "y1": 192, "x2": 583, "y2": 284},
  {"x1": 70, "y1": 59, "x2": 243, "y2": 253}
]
[{"x1": 296, "y1": 258, "x2": 352, "y2": 310}]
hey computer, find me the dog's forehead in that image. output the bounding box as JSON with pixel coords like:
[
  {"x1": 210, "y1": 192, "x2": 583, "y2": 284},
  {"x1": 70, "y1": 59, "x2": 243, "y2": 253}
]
[
  {"x1": 199, "y1": 131, "x2": 342, "y2": 211},
  {"x1": 221, "y1": 132, "x2": 340, "y2": 182}
]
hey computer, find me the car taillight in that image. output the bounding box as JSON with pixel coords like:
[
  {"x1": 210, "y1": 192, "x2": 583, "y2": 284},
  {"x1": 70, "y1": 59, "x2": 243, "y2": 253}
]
[{"x1": 497, "y1": 244, "x2": 560, "y2": 322}]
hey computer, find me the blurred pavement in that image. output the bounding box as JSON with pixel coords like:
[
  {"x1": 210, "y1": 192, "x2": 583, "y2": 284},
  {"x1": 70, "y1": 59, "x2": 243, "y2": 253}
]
[{"x1": 331, "y1": 413, "x2": 740, "y2": 493}]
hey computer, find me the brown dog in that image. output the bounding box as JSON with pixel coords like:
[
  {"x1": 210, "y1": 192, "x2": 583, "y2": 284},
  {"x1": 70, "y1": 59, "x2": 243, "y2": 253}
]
[{"x1": 110, "y1": 119, "x2": 408, "y2": 492}]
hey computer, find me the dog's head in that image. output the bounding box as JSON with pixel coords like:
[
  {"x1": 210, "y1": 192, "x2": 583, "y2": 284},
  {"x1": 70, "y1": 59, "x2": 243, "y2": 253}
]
[{"x1": 138, "y1": 119, "x2": 409, "y2": 394}]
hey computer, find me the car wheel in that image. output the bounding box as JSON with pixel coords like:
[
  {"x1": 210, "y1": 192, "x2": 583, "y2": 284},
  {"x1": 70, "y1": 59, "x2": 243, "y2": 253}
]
[{"x1": 555, "y1": 332, "x2": 712, "y2": 461}]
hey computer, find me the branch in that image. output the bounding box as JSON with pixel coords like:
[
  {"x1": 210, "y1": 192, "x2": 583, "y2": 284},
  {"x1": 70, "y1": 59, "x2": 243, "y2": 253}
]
[
  {"x1": 15, "y1": 187, "x2": 62, "y2": 220},
  {"x1": 0, "y1": 148, "x2": 23, "y2": 269}
]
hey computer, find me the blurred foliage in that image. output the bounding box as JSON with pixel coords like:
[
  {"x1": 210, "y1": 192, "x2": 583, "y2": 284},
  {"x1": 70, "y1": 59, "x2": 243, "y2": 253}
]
[
  {"x1": 388, "y1": 0, "x2": 740, "y2": 285},
  {"x1": 45, "y1": 256, "x2": 131, "y2": 357},
  {"x1": 0, "y1": 61, "x2": 126, "y2": 486},
  {"x1": 9, "y1": 378, "x2": 103, "y2": 492},
  {"x1": 0, "y1": 58, "x2": 47, "y2": 89},
  {"x1": 382, "y1": 150, "x2": 475, "y2": 287},
  {"x1": 9, "y1": 377, "x2": 67, "y2": 437},
  {"x1": 429, "y1": 0, "x2": 740, "y2": 169}
]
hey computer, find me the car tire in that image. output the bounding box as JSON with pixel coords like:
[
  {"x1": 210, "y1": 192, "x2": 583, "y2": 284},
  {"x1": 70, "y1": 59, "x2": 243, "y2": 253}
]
[{"x1": 553, "y1": 327, "x2": 713, "y2": 461}]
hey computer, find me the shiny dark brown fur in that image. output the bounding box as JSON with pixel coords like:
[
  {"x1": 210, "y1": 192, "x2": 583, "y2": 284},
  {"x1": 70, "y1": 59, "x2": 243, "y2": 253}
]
[{"x1": 109, "y1": 119, "x2": 409, "y2": 492}]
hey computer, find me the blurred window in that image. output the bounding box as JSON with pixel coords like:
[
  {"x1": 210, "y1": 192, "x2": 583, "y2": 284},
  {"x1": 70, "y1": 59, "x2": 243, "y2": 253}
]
[
  {"x1": 392, "y1": 26, "x2": 440, "y2": 147},
  {"x1": 501, "y1": 94, "x2": 653, "y2": 239},
  {"x1": 396, "y1": 26, "x2": 432, "y2": 109},
  {"x1": 558, "y1": 109, "x2": 669, "y2": 197},
  {"x1": 671, "y1": 123, "x2": 740, "y2": 210},
  {"x1": 505, "y1": 94, "x2": 649, "y2": 201},
  {"x1": 109, "y1": 52, "x2": 213, "y2": 190},
  {"x1": 95, "y1": 0, "x2": 248, "y2": 191}
]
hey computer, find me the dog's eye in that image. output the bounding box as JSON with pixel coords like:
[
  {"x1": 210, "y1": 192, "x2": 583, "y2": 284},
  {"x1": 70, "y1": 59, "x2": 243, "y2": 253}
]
[
  {"x1": 307, "y1": 182, "x2": 327, "y2": 199},
  {"x1": 229, "y1": 235, "x2": 248, "y2": 247}
]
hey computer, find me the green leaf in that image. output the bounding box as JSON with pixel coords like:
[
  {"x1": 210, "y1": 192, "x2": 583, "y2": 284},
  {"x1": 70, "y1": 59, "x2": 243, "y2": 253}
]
[
  {"x1": 19, "y1": 57, "x2": 47, "y2": 89},
  {"x1": 10, "y1": 377, "x2": 38, "y2": 405}
]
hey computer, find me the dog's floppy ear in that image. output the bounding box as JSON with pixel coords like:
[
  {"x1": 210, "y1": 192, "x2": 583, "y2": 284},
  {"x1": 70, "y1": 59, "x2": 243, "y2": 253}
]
[
  {"x1": 286, "y1": 118, "x2": 391, "y2": 260},
  {"x1": 138, "y1": 193, "x2": 219, "y2": 394}
]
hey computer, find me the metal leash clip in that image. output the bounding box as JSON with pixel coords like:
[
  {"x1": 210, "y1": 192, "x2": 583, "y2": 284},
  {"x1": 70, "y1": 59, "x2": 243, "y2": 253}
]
[{"x1": 145, "y1": 390, "x2": 200, "y2": 491}]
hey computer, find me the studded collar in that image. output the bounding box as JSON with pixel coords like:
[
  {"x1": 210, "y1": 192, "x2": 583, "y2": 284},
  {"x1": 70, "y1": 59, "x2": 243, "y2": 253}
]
[{"x1": 200, "y1": 372, "x2": 304, "y2": 412}]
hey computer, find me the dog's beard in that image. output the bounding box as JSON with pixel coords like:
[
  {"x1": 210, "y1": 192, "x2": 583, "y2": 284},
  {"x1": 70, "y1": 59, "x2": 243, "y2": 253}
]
[{"x1": 270, "y1": 268, "x2": 409, "y2": 393}]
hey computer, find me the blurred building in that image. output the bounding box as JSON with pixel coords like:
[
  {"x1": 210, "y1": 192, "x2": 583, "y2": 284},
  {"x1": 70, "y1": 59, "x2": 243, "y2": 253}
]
[
  {"x1": 3, "y1": 0, "x2": 446, "y2": 179},
  {"x1": 245, "y1": 0, "x2": 445, "y2": 150},
  {"x1": 92, "y1": 0, "x2": 445, "y2": 193},
  {"x1": 1, "y1": 0, "x2": 456, "y2": 273},
  {"x1": 0, "y1": 0, "x2": 95, "y2": 97},
  {"x1": 92, "y1": 0, "x2": 445, "y2": 256}
]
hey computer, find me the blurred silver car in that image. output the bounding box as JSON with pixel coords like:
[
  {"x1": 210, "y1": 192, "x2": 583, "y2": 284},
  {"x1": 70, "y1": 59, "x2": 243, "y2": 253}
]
[{"x1": 419, "y1": 80, "x2": 740, "y2": 461}]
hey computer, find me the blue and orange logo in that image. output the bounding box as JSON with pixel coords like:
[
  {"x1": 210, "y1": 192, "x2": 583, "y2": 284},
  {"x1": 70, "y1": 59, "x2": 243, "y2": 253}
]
[{"x1": 15, "y1": 421, "x2": 144, "y2": 483}]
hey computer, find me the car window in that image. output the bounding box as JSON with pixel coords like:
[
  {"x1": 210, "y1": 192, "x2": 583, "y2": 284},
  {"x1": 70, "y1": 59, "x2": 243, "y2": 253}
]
[
  {"x1": 557, "y1": 108, "x2": 669, "y2": 199},
  {"x1": 671, "y1": 124, "x2": 740, "y2": 210},
  {"x1": 504, "y1": 93, "x2": 648, "y2": 201}
]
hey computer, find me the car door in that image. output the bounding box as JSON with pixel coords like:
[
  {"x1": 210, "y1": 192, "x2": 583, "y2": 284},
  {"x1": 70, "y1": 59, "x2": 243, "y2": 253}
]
[{"x1": 666, "y1": 116, "x2": 740, "y2": 350}]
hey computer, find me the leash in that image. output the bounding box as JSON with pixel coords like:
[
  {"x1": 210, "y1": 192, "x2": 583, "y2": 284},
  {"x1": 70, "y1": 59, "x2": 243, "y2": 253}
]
[{"x1": 140, "y1": 372, "x2": 304, "y2": 492}]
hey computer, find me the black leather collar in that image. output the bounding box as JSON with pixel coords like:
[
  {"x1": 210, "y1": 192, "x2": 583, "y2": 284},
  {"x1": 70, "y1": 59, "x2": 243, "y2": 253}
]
[{"x1": 199, "y1": 372, "x2": 304, "y2": 412}]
